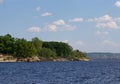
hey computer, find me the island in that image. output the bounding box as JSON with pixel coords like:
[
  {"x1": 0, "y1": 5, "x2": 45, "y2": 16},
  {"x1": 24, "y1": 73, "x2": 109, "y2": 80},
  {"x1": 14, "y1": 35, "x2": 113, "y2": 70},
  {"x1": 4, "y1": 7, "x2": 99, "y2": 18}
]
[{"x1": 0, "y1": 34, "x2": 90, "y2": 62}]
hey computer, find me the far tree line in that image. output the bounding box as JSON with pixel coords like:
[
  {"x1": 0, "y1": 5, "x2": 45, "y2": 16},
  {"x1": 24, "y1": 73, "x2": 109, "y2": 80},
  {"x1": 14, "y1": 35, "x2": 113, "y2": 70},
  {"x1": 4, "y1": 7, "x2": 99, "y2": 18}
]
[{"x1": 0, "y1": 34, "x2": 88, "y2": 60}]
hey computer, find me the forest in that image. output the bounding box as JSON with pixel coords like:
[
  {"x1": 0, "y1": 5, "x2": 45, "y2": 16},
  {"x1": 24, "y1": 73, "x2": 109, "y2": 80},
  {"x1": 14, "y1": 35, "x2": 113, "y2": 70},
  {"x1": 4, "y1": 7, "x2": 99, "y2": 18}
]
[{"x1": 0, "y1": 34, "x2": 88, "y2": 61}]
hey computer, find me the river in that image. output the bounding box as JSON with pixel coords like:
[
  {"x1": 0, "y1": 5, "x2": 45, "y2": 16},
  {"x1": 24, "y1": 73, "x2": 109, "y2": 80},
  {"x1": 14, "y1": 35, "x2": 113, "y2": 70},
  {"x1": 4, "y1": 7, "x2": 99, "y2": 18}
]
[{"x1": 0, "y1": 60, "x2": 120, "y2": 84}]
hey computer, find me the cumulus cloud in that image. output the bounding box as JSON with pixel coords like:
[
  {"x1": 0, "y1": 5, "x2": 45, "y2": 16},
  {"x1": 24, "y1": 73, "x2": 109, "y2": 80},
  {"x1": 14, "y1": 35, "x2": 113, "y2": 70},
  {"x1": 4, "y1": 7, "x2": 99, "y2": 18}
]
[
  {"x1": 53, "y1": 20, "x2": 65, "y2": 25},
  {"x1": 35, "y1": 6, "x2": 41, "y2": 11},
  {"x1": 28, "y1": 20, "x2": 75, "y2": 33},
  {"x1": 45, "y1": 24, "x2": 57, "y2": 32},
  {"x1": 96, "y1": 21, "x2": 118, "y2": 29},
  {"x1": 0, "y1": 0, "x2": 3, "y2": 4},
  {"x1": 114, "y1": 17, "x2": 120, "y2": 22},
  {"x1": 87, "y1": 15, "x2": 119, "y2": 29},
  {"x1": 41, "y1": 12, "x2": 52, "y2": 17},
  {"x1": 69, "y1": 18, "x2": 83, "y2": 22},
  {"x1": 45, "y1": 20, "x2": 75, "y2": 31},
  {"x1": 27, "y1": 27, "x2": 41, "y2": 33},
  {"x1": 95, "y1": 31, "x2": 109, "y2": 35},
  {"x1": 88, "y1": 15, "x2": 112, "y2": 22},
  {"x1": 42, "y1": 20, "x2": 75, "y2": 31},
  {"x1": 115, "y1": 0, "x2": 120, "y2": 8},
  {"x1": 88, "y1": 15, "x2": 120, "y2": 23}
]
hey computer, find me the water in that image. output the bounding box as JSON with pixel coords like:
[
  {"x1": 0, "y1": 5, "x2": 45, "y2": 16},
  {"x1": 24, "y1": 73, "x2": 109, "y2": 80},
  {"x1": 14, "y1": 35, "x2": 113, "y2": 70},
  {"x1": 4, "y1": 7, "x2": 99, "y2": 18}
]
[{"x1": 0, "y1": 60, "x2": 120, "y2": 84}]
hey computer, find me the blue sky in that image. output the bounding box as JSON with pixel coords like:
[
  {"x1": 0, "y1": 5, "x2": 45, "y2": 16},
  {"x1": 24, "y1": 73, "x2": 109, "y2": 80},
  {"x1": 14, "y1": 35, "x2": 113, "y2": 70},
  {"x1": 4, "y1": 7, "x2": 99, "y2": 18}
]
[{"x1": 0, "y1": 0, "x2": 120, "y2": 53}]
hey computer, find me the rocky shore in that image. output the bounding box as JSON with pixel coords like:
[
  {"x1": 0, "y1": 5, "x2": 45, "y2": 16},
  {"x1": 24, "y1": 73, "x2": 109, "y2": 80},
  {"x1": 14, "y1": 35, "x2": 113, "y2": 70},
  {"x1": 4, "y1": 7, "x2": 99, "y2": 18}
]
[{"x1": 0, "y1": 54, "x2": 90, "y2": 62}]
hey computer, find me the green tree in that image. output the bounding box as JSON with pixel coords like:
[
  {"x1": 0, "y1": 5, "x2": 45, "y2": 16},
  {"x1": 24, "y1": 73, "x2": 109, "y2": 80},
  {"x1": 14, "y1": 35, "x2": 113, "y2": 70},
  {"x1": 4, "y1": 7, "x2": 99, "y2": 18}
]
[
  {"x1": 14, "y1": 38, "x2": 36, "y2": 58},
  {"x1": 0, "y1": 36, "x2": 4, "y2": 54},
  {"x1": 39, "y1": 48, "x2": 56, "y2": 60},
  {"x1": 0, "y1": 34, "x2": 88, "y2": 60},
  {"x1": 31, "y1": 37, "x2": 42, "y2": 55},
  {"x1": 71, "y1": 50, "x2": 87, "y2": 59},
  {"x1": 0, "y1": 34, "x2": 15, "y2": 55},
  {"x1": 42, "y1": 41, "x2": 73, "y2": 57}
]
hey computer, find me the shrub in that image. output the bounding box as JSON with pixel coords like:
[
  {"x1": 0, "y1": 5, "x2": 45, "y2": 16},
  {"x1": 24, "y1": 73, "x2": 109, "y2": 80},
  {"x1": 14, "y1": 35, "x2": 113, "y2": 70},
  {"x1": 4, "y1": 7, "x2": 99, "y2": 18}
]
[{"x1": 39, "y1": 48, "x2": 56, "y2": 60}]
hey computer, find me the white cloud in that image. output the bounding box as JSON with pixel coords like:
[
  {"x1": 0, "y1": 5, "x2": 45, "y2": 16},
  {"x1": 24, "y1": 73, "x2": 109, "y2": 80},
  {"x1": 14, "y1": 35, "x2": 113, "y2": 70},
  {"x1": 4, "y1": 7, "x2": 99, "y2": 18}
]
[
  {"x1": 45, "y1": 24, "x2": 57, "y2": 32},
  {"x1": 41, "y1": 12, "x2": 52, "y2": 17},
  {"x1": 53, "y1": 20, "x2": 65, "y2": 25},
  {"x1": 53, "y1": 20, "x2": 75, "y2": 31},
  {"x1": 27, "y1": 27, "x2": 41, "y2": 33},
  {"x1": 35, "y1": 6, "x2": 41, "y2": 11},
  {"x1": 115, "y1": 0, "x2": 120, "y2": 8},
  {"x1": 88, "y1": 15, "x2": 120, "y2": 23},
  {"x1": 28, "y1": 20, "x2": 76, "y2": 32},
  {"x1": 88, "y1": 15, "x2": 112, "y2": 22},
  {"x1": 0, "y1": 0, "x2": 3, "y2": 4},
  {"x1": 47, "y1": 23, "x2": 75, "y2": 31},
  {"x1": 44, "y1": 20, "x2": 75, "y2": 31},
  {"x1": 95, "y1": 31, "x2": 109, "y2": 35},
  {"x1": 96, "y1": 15, "x2": 112, "y2": 22},
  {"x1": 114, "y1": 17, "x2": 120, "y2": 22},
  {"x1": 69, "y1": 18, "x2": 83, "y2": 22},
  {"x1": 96, "y1": 21, "x2": 118, "y2": 29},
  {"x1": 87, "y1": 15, "x2": 120, "y2": 29}
]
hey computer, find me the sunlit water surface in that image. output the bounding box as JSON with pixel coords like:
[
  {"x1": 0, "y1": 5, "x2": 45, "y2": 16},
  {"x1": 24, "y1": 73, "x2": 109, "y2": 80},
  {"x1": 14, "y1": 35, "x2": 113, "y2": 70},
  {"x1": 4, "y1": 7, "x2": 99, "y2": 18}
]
[{"x1": 0, "y1": 60, "x2": 120, "y2": 84}]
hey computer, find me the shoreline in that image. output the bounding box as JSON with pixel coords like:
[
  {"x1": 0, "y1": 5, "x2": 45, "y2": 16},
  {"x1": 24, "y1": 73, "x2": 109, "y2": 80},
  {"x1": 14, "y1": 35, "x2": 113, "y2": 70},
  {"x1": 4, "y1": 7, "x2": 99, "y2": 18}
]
[{"x1": 0, "y1": 54, "x2": 90, "y2": 62}]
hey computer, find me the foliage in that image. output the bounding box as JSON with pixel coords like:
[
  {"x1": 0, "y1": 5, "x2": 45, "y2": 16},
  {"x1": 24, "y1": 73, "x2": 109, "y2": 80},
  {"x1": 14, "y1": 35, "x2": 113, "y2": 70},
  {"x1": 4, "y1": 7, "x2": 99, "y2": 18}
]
[
  {"x1": 0, "y1": 34, "x2": 88, "y2": 60},
  {"x1": 42, "y1": 41, "x2": 73, "y2": 57},
  {"x1": 39, "y1": 48, "x2": 57, "y2": 60},
  {"x1": 0, "y1": 34, "x2": 15, "y2": 55},
  {"x1": 69, "y1": 50, "x2": 87, "y2": 59},
  {"x1": 13, "y1": 38, "x2": 36, "y2": 58},
  {"x1": 32, "y1": 37, "x2": 42, "y2": 55}
]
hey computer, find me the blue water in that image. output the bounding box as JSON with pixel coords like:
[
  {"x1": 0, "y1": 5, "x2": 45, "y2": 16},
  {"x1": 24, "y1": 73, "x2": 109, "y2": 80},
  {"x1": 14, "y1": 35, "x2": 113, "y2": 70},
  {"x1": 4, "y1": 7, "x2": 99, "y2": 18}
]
[{"x1": 0, "y1": 60, "x2": 120, "y2": 84}]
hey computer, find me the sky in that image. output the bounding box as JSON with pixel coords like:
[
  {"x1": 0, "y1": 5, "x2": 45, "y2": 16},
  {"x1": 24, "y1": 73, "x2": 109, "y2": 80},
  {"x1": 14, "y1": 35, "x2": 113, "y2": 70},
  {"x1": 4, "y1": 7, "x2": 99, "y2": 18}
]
[{"x1": 0, "y1": 0, "x2": 120, "y2": 53}]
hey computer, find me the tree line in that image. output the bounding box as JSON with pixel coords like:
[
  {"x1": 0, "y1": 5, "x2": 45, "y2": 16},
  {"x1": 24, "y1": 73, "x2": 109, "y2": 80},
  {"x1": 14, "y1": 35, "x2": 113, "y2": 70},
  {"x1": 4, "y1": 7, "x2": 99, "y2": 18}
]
[{"x1": 0, "y1": 34, "x2": 88, "y2": 60}]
